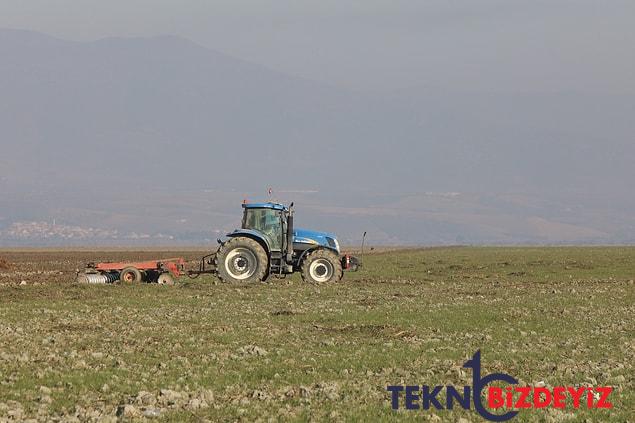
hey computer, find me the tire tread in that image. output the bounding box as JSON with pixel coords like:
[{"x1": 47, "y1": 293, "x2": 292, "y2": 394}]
[
  {"x1": 215, "y1": 237, "x2": 268, "y2": 283},
  {"x1": 300, "y1": 249, "x2": 343, "y2": 283}
]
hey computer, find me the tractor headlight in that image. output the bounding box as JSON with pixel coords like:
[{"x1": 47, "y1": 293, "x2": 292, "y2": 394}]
[{"x1": 326, "y1": 237, "x2": 340, "y2": 253}]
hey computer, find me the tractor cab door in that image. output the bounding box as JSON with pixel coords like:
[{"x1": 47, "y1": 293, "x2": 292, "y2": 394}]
[{"x1": 242, "y1": 208, "x2": 283, "y2": 251}]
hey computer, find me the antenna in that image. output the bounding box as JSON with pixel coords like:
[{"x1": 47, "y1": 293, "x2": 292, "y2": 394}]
[{"x1": 360, "y1": 231, "x2": 367, "y2": 268}]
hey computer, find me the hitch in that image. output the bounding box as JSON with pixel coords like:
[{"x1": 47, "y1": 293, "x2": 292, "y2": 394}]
[
  {"x1": 340, "y1": 232, "x2": 367, "y2": 272},
  {"x1": 187, "y1": 252, "x2": 218, "y2": 279},
  {"x1": 341, "y1": 254, "x2": 361, "y2": 271}
]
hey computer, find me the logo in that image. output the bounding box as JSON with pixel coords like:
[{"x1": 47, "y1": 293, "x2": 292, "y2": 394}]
[{"x1": 387, "y1": 350, "x2": 613, "y2": 421}]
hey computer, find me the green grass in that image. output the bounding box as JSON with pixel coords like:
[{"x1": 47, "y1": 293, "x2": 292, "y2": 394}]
[{"x1": 0, "y1": 247, "x2": 633, "y2": 421}]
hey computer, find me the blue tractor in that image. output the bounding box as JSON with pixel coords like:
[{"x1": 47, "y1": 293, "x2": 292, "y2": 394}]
[{"x1": 191, "y1": 202, "x2": 360, "y2": 283}]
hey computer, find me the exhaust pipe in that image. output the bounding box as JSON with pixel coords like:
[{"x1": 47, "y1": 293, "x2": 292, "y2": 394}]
[{"x1": 286, "y1": 202, "x2": 294, "y2": 265}]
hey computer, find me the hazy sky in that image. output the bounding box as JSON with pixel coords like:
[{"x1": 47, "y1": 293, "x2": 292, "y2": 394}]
[
  {"x1": 1, "y1": 1, "x2": 634, "y2": 244},
  {"x1": 1, "y1": 0, "x2": 634, "y2": 94}
]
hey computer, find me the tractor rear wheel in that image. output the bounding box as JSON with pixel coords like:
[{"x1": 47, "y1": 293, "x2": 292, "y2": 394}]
[
  {"x1": 301, "y1": 249, "x2": 342, "y2": 284},
  {"x1": 120, "y1": 267, "x2": 143, "y2": 284},
  {"x1": 216, "y1": 237, "x2": 268, "y2": 283}
]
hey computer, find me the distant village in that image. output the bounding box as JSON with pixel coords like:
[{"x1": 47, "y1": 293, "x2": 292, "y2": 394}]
[{"x1": 0, "y1": 221, "x2": 178, "y2": 244}]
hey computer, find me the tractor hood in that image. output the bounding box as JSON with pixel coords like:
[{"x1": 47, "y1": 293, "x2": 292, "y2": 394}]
[{"x1": 293, "y1": 228, "x2": 340, "y2": 252}]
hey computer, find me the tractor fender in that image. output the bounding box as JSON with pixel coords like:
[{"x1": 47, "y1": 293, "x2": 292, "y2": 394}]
[
  {"x1": 296, "y1": 246, "x2": 339, "y2": 268},
  {"x1": 226, "y1": 229, "x2": 271, "y2": 254}
]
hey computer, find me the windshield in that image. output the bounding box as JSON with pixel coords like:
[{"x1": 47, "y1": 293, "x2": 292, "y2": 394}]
[{"x1": 242, "y1": 208, "x2": 283, "y2": 250}]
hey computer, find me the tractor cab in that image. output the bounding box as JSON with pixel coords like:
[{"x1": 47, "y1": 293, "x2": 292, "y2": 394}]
[{"x1": 241, "y1": 202, "x2": 287, "y2": 251}]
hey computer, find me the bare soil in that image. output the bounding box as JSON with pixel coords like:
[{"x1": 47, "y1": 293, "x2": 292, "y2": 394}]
[
  {"x1": 0, "y1": 247, "x2": 632, "y2": 422},
  {"x1": 0, "y1": 257, "x2": 12, "y2": 270}
]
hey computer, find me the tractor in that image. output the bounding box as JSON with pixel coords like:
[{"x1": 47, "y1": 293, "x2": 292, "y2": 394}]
[{"x1": 192, "y1": 202, "x2": 361, "y2": 283}]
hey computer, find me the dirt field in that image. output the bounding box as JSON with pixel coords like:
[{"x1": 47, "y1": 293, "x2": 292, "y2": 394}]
[{"x1": 0, "y1": 247, "x2": 633, "y2": 422}]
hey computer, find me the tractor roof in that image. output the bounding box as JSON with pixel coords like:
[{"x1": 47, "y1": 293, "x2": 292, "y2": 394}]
[{"x1": 242, "y1": 202, "x2": 287, "y2": 211}]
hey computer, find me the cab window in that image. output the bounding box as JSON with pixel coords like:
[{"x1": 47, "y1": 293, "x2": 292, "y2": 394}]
[{"x1": 242, "y1": 208, "x2": 282, "y2": 250}]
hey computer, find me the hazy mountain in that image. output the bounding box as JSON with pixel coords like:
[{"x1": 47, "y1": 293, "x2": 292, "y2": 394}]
[
  {"x1": 0, "y1": 28, "x2": 411, "y2": 193},
  {"x1": 0, "y1": 29, "x2": 633, "y2": 245}
]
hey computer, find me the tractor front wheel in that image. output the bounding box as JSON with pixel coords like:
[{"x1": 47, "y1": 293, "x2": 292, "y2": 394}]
[
  {"x1": 216, "y1": 237, "x2": 268, "y2": 283},
  {"x1": 301, "y1": 249, "x2": 343, "y2": 284}
]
